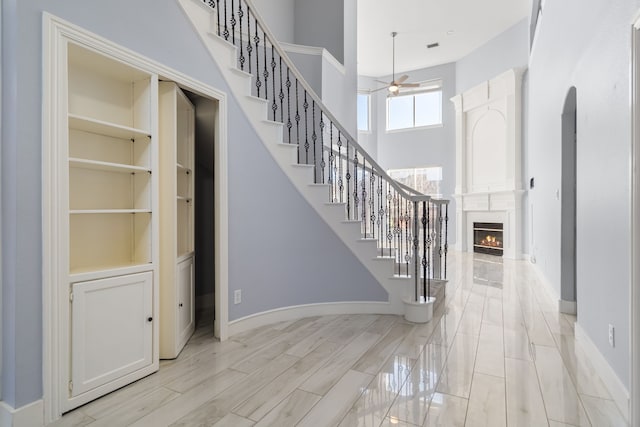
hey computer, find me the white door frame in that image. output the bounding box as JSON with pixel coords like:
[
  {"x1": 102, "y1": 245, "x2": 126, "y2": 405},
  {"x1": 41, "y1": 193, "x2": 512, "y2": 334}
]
[
  {"x1": 42, "y1": 14, "x2": 229, "y2": 423},
  {"x1": 630, "y1": 13, "x2": 640, "y2": 427}
]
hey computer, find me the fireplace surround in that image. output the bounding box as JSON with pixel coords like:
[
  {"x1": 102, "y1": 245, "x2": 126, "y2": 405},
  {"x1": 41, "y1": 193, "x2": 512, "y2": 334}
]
[{"x1": 451, "y1": 69, "x2": 525, "y2": 259}]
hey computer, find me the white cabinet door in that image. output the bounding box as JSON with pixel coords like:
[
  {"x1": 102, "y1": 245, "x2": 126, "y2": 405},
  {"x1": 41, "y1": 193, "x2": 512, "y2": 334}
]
[
  {"x1": 176, "y1": 257, "x2": 195, "y2": 350},
  {"x1": 71, "y1": 272, "x2": 153, "y2": 397}
]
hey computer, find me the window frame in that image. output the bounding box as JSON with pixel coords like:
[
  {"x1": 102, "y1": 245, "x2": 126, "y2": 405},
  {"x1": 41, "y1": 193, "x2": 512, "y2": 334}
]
[
  {"x1": 357, "y1": 91, "x2": 371, "y2": 133},
  {"x1": 385, "y1": 81, "x2": 443, "y2": 132}
]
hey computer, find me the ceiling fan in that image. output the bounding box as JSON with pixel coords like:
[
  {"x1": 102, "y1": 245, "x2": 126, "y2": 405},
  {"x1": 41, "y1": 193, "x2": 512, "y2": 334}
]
[{"x1": 373, "y1": 32, "x2": 421, "y2": 95}]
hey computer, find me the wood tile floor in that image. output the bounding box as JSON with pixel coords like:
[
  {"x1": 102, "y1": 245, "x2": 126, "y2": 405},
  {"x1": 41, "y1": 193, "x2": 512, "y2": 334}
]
[{"x1": 53, "y1": 252, "x2": 628, "y2": 426}]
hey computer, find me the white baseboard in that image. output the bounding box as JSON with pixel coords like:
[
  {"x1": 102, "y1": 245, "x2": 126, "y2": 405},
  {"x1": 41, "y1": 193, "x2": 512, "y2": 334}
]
[
  {"x1": 559, "y1": 299, "x2": 577, "y2": 315},
  {"x1": 0, "y1": 399, "x2": 44, "y2": 427},
  {"x1": 574, "y1": 323, "x2": 630, "y2": 422},
  {"x1": 529, "y1": 261, "x2": 561, "y2": 304},
  {"x1": 228, "y1": 301, "x2": 393, "y2": 336}
]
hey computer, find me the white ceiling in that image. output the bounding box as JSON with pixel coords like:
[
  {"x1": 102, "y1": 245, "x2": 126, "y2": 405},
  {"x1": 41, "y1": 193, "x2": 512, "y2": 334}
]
[{"x1": 357, "y1": 0, "x2": 531, "y2": 78}]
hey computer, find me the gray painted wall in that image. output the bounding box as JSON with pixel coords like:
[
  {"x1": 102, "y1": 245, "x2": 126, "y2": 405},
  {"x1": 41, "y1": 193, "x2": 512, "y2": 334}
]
[
  {"x1": 252, "y1": 0, "x2": 295, "y2": 43},
  {"x1": 294, "y1": 0, "x2": 344, "y2": 64},
  {"x1": 362, "y1": 63, "x2": 458, "y2": 244},
  {"x1": 527, "y1": 0, "x2": 639, "y2": 388},
  {"x1": 1, "y1": 0, "x2": 384, "y2": 409},
  {"x1": 456, "y1": 18, "x2": 529, "y2": 94}
]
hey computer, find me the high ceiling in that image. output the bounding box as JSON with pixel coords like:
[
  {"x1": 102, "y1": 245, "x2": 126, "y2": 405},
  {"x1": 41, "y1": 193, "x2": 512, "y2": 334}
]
[{"x1": 357, "y1": 0, "x2": 531, "y2": 77}]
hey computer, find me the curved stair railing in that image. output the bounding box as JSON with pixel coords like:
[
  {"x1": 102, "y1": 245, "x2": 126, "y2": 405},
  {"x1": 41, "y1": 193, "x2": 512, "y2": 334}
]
[{"x1": 202, "y1": 0, "x2": 449, "y2": 303}]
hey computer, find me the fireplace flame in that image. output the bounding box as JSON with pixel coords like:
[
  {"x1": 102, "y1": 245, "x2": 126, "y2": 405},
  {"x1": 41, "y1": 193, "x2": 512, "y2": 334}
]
[{"x1": 480, "y1": 235, "x2": 502, "y2": 247}]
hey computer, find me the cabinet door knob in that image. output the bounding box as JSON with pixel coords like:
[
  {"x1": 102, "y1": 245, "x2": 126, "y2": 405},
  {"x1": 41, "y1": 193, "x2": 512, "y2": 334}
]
[
  {"x1": 147, "y1": 317, "x2": 153, "y2": 322},
  {"x1": 179, "y1": 303, "x2": 183, "y2": 307}
]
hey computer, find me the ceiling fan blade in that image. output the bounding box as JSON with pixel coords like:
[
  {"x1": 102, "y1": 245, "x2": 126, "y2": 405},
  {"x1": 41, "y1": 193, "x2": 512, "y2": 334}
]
[
  {"x1": 400, "y1": 83, "x2": 420, "y2": 88},
  {"x1": 374, "y1": 79, "x2": 390, "y2": 85},
  {"x1": 396, "y1": 75, "x2": 409, "y2": 84},
  {"x1": 372, "y1": 86, "x2": 390, "y2": 93}
]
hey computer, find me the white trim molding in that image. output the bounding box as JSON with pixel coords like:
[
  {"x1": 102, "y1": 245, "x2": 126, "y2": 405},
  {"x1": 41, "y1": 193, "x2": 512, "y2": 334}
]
[
  {"x1": 530, "y1": 259, "x2": 578, "y2": 315},
  {"x1": 280, "y1": 41, "x2": 346, "y2": 75},
  {"x1": 558, "y1": 299, "x2": 577, "y2": 315},
  {"x1": 228, "y1": 301, "x2": 392, "y2": 336},
  {"x1": 630, "y1": 13, "x2": 640, "y2": 427},
  {"x1": 575, "y1": 323, "x2": 630, "y2": 421},
  {"x1": 42, "y1": 13, "x2": 229, "y2": 423},
  {"x1": 0, "y1": 399, "x2": 44, "y2": 427}
]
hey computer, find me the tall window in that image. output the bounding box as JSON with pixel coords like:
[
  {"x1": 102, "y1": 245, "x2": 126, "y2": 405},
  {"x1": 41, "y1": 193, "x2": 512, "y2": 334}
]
[
  {"x1": 388, "y1": 166, "x2": 443, "y2": 197},
  {"x1": 357, "y1": 93, "x2": 370, "y2": 132},
  {"x1": 387, "y1": 82, "x2": 442, "y2": 131}
]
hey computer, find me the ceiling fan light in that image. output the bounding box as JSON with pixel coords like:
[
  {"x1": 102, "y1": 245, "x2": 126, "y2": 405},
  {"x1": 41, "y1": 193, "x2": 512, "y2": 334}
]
[{"x1": 389, "y1": 84, "x2": 399, "y2": 93}]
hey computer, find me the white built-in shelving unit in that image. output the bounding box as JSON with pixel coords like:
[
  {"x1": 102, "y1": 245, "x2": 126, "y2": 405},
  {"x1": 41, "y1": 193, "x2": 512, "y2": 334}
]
[
  {"x1": 64, "y1": 42, "x2": 159, "y2": 410},
  {"x1": 159, "y1": 81, "x2": 195, "y2": 359}
]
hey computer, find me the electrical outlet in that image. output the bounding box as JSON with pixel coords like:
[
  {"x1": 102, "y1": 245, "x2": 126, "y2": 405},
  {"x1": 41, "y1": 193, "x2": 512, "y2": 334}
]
[
  {"x1": 609, "y1": 324, "x2": 615, "y2": 347},
  {"x1": 234, "y1": 289, "x2": 242, "y2": 305}
]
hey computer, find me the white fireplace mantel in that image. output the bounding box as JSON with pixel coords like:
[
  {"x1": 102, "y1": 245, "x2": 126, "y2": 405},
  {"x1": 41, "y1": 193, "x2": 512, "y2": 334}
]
[{"x1": 451, "y1": 69, "x2": 525, "y2": 259}]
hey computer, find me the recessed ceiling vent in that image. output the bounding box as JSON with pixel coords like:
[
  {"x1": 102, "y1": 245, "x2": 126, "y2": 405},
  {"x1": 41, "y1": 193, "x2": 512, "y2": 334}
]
[{"x1": 427, "y1": 42, "x2": 440, "y2": 49}]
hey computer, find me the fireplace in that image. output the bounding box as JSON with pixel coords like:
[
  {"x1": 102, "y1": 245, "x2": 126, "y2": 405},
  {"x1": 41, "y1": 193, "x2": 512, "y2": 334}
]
[
  {"x1": 452, "y1": 69, "x2": 524, "y2": 259},
  {"x1": 473, "y1": 222, "x2": 503, "y2": 256}
]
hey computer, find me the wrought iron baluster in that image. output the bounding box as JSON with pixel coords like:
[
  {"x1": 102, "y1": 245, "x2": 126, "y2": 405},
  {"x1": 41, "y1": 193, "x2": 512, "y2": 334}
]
[
  {"x1": 329, "y1": 125, "x2": 334, "y2": 201},
  {"x1": 396, "y1": 191, "x2": 401, "y2": 276},
  {"x1": 438, "y1": 203, "x2": 444, "y2": 280},
  {"x1": 370, "y1": 167, "x2": 375, "y2": 239},
  {"x1": 378, "y1": 175, "x2": 384, "y2": 256},
  {"x1": 319, "y1": 112, "x2": 325, "y2": 184},
  {"x1": 361, "y1": 160, "x2": 367, "y2": 238},
  {"x1": 295, "y1": 80, "x2": 300, "y2": 161},
  {"x1": 312, "y1": 101, "x2": 317, "y2": 179},
  {"x1": 286, "y1": 69, "x2": 291, "y2": 143},
  {"x1": 254, "y1": 19, "x2": 261, "y2": 97},
  {"x1": 431, "y1": 204, "x2": 437, "y2": 280},
  {"x1": 246, "y1": 6, "x2": 252, "y2": 73},
  {"x1": 413, "y1": 200, "x2": 419, "y2": 301},
  {"x1": 444, "y1": 203, "x2": 449, "y2": 279},
  {"x1": 279, "y1": 57, "x2": 284, "y2": 123},
  {"x1": 346, "y1": 141, "x2": 351, "y2": 219},
  {"x1": 303, "y1": 92, "x2": 309, "y2": 164},
  {"x1": 262, "y1": 31, "x2": 269, "y2": 100},
  {"x1": 424, "y1": 201, "x2": 430, "y2": 299},
  {"x1": 216, "y1": 0, "x2": 221, "y2": 36},
  {"x1": 405, "y1": 199, "x2": 411, "y2": 277},
  {"x1": 337, "y1": 132, "x2": 343, "y2": 203},
  {"x1": 223, "y1": 0, "x2": 229, "y2": 40},
  {"x1": 230, "y1": 0, "x2": 236, "y2": 44},
  {"x1": 271, "y1": 45, "x2": 277, "y2": 120},
  {"x1": 386, "y1": 183, "x2": 393, "y2": 258},
  {"x1": 238, "y1": 2, "x2": 244, "y2": 70},
  {"x1": 353, "y1": 150, "x2": 359, "y2": 222}
]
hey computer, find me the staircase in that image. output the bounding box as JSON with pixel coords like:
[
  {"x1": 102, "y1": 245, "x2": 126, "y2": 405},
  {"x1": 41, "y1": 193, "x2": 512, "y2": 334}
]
[{"x1": 178, "y1": 0, "x2": 450, "y2": 318}]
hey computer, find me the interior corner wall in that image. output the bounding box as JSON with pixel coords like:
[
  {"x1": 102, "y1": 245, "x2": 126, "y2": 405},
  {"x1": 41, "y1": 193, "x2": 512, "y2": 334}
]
[
  {"x1": 294, "y1": 0, "x2": 344, "y2": 64},
  {"x1": 456, "y1": 18, "x2": 529, "y2": 94},
  {"x1": 5, "y1": 0, "x2": 387, "y2": 410},
  {"x1": 528, "y1": 0, "x2": 636, "y2": 389}
]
